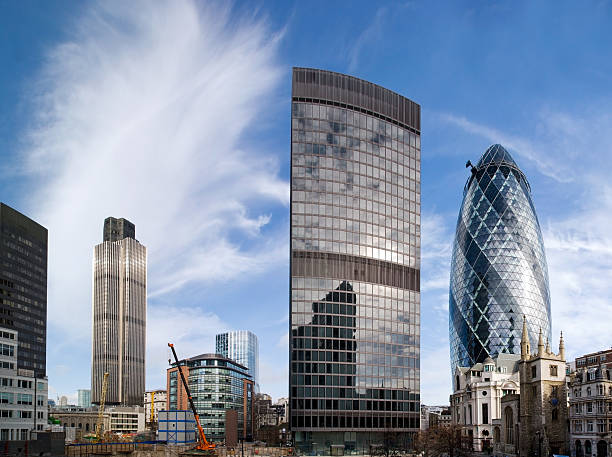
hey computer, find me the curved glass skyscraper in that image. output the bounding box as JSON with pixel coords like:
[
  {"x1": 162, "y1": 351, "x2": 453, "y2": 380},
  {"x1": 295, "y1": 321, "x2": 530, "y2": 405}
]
[
  {"x1": 449, "y1": 144, "x2": 551, "y2": 374},
  {"x1": 290, "y1": 68, "x2": 421, "y2": 452}
]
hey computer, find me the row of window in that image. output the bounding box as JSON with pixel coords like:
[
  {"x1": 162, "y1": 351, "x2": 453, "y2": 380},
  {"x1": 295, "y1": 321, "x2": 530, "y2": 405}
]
[
  {"x1": 571, "y1": 401, "x2": 612, "y2": 414},
  {"x1": 292, "y1": 103, "x2": 420, "y2": 145},
  {"x1": 0, "y1": 393, "x2": 32, "y2": 404},
  {"x1": 572, "y1": 385, "x2": 612, "y2": 397},
  {"x1": 291, "y1": 278, "x2": 418, "y2": 299},
  {"x1": 0, "y1": 378, "x2": 34, "y2": 388},
  {"x1": 292, "y1": 398, "x2": 417, "y2": 412},
  {"x1": 572, "y1": 419, "x2": 612, "y2": 433},
  {"x1": 0, "y1": 410, "x2": 33, "y2": 418},
  {"x1": 291, "y1": 414, "x2": 419, "y2": 429}
]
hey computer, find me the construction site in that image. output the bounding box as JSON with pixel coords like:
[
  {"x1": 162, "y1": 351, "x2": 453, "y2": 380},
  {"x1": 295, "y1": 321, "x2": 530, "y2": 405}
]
[{"x1": 45, "y1": 344, "x2": 294, "y2": 457}]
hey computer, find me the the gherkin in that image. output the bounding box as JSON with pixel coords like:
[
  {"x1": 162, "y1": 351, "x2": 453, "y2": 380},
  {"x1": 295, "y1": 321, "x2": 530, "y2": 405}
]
[{"x1": 449, "y1": 144, "x2": 551, "y2": 374}]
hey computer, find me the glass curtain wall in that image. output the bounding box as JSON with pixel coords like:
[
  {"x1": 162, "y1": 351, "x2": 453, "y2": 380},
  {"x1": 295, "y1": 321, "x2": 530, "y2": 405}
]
[
  {"x1": 449, "y1": 144, "x2": 552, "y2": 374},
  {"x1": 290, "y1": 68, "x2": 421, "y2": 453}
]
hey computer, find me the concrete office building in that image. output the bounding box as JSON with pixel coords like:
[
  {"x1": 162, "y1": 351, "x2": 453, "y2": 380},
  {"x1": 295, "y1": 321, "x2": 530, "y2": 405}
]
[
  {"x1": 449, "y1": 145, "x2": 552, "y2": 375},
  {"x1": 91, "y1": 217, "x2": 146, "y2": 406},
  {"x1": 290, "y1": 68, "x2": 421, "y2": 452},
  {"x1": 0, "y1": 328, "x2": 48, "y2": 440},
  {"x1": 0, "y1": 203, "x2": 47, "y2": 379},
  {"x1": 216, "y1": 331, "x2": 259, "y2": 391}
]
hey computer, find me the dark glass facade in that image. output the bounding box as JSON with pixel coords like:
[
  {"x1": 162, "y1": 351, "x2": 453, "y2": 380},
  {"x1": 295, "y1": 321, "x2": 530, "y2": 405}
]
[
  {"x1": 168, "y1": 354, "x2": 253, "y2": 442},
  {"x1": 449, "y1": 144, "x2": 552, "y2": 375},
  {"x1": 0, "y1": 203, "x2": 47, "y2": 378},
  {"x1": 290, "y1": 68, "x2": 421, "y2": 452},
  {"x1": 103, "y1": 217, "x2": 135, "y2": 242}
]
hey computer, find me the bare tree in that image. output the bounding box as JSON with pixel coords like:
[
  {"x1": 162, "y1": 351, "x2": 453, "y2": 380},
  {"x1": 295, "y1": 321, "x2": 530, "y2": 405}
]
[{"x1": 414, "y1": 425, "x2": 469, "y2": 457}]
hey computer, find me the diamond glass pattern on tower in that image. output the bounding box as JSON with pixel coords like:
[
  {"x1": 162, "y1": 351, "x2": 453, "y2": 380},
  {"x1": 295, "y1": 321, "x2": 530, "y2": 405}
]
[
  {"x1": 449, "y1": 144, "x2": 551, "y2": 375},
  {"x1": 290, "y1": 68, "x2": 421, "y2": 452}
]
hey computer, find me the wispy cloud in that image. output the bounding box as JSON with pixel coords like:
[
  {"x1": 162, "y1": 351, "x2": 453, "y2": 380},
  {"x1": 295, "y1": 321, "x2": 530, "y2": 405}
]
[
  {"x1": 439, "y1": 113, "x2": 573, "y2": 183},
  {"x1": 347, "y1": 7, "x2": 388, "y2": 74},
  {"x1": 17, "y1": 0, "x2": 288, "y2": 391}
]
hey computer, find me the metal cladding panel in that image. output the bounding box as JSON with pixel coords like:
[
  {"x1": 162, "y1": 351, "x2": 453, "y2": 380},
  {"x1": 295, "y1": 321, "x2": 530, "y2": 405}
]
[
  {"x1": 92, "y1": 235, "x2": 146, "y2": 405},
  {"x1": 158, "y1": 410, "x2": 196, "y2": 444},
  {"x1": 449, "y1": 144, "x2": 552, "y2": 375}
]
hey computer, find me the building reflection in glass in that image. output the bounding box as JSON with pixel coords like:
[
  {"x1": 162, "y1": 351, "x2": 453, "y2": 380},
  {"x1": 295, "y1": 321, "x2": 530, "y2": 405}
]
[{"x1": 290, "y1": 67, "x2": 421, "y2": 452}]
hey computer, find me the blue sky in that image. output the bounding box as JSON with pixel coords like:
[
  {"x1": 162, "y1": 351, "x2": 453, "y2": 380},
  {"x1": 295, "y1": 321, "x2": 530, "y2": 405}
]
[{"x1": 2, "y1": 1, "x2": 612, "y2": 405}]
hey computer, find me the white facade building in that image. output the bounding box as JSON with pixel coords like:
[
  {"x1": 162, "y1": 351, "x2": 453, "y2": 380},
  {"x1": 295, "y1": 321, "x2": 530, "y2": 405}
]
[
  {"x1": 0, "y1": 328, "x2": 48, "y2": 440},
  {"x1": 569, "y1": 365, "x2": 612, "y2": 457},
  {"x1": 450, "y1": 353, "x2": 520, "y2": 451},
  {"x1": 144, "y1": 389, "x2": 167, "y2": 424}
]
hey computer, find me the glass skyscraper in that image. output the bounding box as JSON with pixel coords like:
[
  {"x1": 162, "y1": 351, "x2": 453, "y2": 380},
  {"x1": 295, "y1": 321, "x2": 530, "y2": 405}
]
[
  {"x1": 215, "y1": 330, "x2": 259, "y2": 391},
  {"x1": 449, "y1": 144, "x2": 552, "y2": 376},
  {"x1": 290, "y1": 68, "x2": 421, "y2": 452},
  {"x1": 0, "y1": 203, "x2": 47, "y2": 379}
]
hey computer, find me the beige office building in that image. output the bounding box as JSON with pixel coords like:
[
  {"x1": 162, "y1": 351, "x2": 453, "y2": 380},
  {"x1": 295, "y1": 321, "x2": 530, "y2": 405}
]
[{"x1": 91, "y1": 217, "x2": 146, "y2": 406}]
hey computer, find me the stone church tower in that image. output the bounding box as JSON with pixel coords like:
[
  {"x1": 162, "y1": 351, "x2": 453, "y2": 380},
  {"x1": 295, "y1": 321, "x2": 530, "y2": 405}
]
[{"x1": 518, "y1": 316, "x2": 569, "y2": 456}]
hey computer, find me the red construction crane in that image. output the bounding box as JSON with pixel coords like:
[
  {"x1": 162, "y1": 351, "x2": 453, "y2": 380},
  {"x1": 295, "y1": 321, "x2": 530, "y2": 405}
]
[{"x1": 168, "y1": 343, "x2": 216, "y2": 452}]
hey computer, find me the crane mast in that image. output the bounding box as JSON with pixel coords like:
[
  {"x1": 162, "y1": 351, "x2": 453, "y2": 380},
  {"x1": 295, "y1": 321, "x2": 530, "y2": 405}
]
[
  {"x1": 168, "y1": 343, "x2": 215, "y2": 451},
  {"x1": 95, "y1": 372, "x2": 109, "y2": 441}
]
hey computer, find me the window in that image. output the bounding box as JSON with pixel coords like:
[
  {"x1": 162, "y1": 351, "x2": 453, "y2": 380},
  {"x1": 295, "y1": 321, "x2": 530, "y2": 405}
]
[
  {"x1": 0, "y1": 410, "x2": 11, "y2": 418},
  {"x1": 531, "y1": 366, "x2": 537, "y2": 378},
  {"x1": 0, "y1": 378, "x2": 12, "y2": 387},
  {"x1": 551, "y1": 386, "x2": 558, "y2": 398},
  {"x1": 552, "y1": 408, "x2": 558, "y2": 422},
  {"x1": 17, "y1": 379, "x2": 32, "y2": 389},
  {"x1": 17, "y1": 393, "x2": 32, "y2": 405},
  {"x1": 468, "y1": 405, "x2": 472, "y2": 425},
  {"x1": 550, "y1": 365, "x2": 558, "y2": 376},
  {"x1": 19, "y1": 411, "x2": 32, "y2": 419},
  {"x1": 597, "y1": 420, "x2": 605, "y2": 433},
  {"x1": 505, "y1": 407, "x2": 514, "y2": 445},
  {"x1": 483, "y1": 403, "x2": 489, "y2": 424},
  {"x1": 587, "y1": 420, "x2": 593, "y2": 432},
  {"x1": 587, "y1": 402, "x2": 593, "y2": 413},
  {"x1": 0, "y1": 393, "x2": 13, "y2": 404},
  {"x1": 0, "y1": 343, "x2": 14, "y2": 357}
]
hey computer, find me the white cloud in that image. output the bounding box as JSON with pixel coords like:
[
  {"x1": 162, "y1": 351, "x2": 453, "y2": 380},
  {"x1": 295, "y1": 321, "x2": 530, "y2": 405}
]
[
  {"x1": 420, "y1": 339, "x2": 452, "y2": 405},
  {"x1": 347, "y1": 7, "x2": 388, "y2": 73},
  {"x1": 21, "y1": 0, "x2": 287, "y2": 338},
  {"x1": 16, "y1": 1, "x2": 289, "y2": 393},
  {"x1": 146, "y1": 306, "x2": 229, "y2": 391}
]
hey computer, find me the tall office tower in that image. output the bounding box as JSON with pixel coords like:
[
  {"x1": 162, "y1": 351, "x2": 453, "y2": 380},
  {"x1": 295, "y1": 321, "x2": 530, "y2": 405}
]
[
  {"x1": 92, "y1": 217, "x2": 146, "y2": 406},
  {"x1": 0, "y1": 203, "x2": 47, "y2": 378},
  {"x1": 449, "y1": 144, "x2": 551, "y2": 376},
  {"x1": 290, "y1": 68, "x2": 421, "y2": 452},
  {"x1": 216, "y1": 330, "x2": 259, "y2": 391}
]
